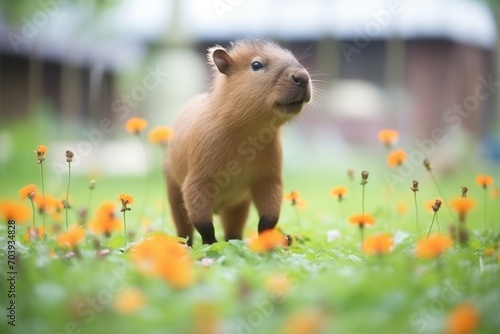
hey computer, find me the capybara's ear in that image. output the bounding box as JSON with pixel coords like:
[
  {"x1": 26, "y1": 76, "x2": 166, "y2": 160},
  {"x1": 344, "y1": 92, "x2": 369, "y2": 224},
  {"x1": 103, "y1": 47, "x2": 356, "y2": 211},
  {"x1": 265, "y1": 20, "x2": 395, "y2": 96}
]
[{"x1": 208, "y1": 46, "x2": 232, "y2": 75}]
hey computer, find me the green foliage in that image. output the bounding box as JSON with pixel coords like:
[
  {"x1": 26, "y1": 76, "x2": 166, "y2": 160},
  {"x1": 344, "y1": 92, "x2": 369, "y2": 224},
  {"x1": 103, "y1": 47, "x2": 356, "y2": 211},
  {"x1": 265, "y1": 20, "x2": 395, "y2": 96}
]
[{"x1": 1, "y1": 120, "x2": 499, "y2": 334}]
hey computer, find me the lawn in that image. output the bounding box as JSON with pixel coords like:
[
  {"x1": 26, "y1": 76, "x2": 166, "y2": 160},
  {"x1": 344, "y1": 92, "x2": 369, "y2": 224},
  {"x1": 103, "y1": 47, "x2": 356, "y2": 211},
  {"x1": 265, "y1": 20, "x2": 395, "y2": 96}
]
[{"x1": 1, "y1": 117, "x2": 499, "y2": 334}]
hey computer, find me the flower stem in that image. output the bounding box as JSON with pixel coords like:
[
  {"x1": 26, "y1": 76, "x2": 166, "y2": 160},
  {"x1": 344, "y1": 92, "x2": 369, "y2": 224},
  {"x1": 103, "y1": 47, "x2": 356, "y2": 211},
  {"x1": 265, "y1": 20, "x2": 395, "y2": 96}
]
[
  {"x1": 40, "y1": 162, "x2": 46, "y2": 230},
  {"x1": 65, "y1": 162, "x2": 71, "y2": 231},
  {"x1": 294, "y1": 206, "x2": 302, "y2": 232},
  {"x1": 427, "y1": 212, "x2": 437, "y2": 239},
  {"x1": 429, "y1": 171, "x2": 455, "y2": 222},
  {"x1": 413, "y1": 191, "x2": 419, "y2": 234},
  {"x1": 123, "y1": 211, "x2": 128, "y2": 247},
  {"x1": 360, "y1": 225, "x2": 364, "y2": 245},
  {"x1": 483, "y1": 188, "x2": 487, "y2": 229},
  {"x1": 86, "y1": 190, "x2": 93, "y2": 226},
  {"x1": 361, "y1": 184, "x2": 365, "y2": 215},
  {"x1": 339, "y1": 200, "x2": 344, "y2": 224},
  {"x1": 29, "y1": 198, "x2": 36, "y2": 229}
]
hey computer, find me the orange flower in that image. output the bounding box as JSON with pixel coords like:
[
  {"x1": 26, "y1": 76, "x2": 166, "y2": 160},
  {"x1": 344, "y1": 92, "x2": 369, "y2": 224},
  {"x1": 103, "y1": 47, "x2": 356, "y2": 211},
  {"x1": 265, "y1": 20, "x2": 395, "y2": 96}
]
[
  {"x1": 284, "y1": 190, "x2": 300, "y2": 202},
  {"x1": 265, "y1": 273, "x2": 293, "y2": 300},
  {"x1": 378, "y1": 129, "x2": 399, "y2": 147},
  {"x1": 130, "y1": 233, "x2": 194, "y2": 288},
  {"x1": 34, "y1": 194, "x2": 63, "y2": 214},
  {"x1": 330, "y1": 186, "x2": 347, "y2": 201},
  {"x1": 19, "y1": 184, "x2": 38, "y2": 201},
  {"x1": 484, "y1": 248, "x2": 495, "y2": 256},
  {"x1": 25, "y1": 226, "x2": 45, "y2": 241},
  {"x1": 193, "y1": 301, "x2": 221, "y2": 334},
  {"x1": 89, "y1": 202, "x2": 122, "y2": 236},
  {"x1": 387, "y1": 148, "x2": 407, "y2": 168},
  {"x1": 475, "y1": 174, "x2": 493, "y2": 189},
  {"x1": 118, "y1": 194, "x2": 134, "y2": 212},
  {"x1": 148, "y1": 126, "x2": 173, "y2": 145},
  {"x1": 248, "y1": 229, "x2": 288, "y2": 252},
  {"x1": 113, "y1": 287, "x2": 146, "y2": 314},
  {"x1": 125, "y1": 117, "x2": 148, "y2": 134},
  {"x1": 450, "y1": 197, "x2": 475, "y2": 216},
  {"x1": 397, "y1": 202, "x2": 408, "y2": 215},
  {"x1": 415, "y1": 235, "x2": 453, "y2": 258},
  {"x1": 348, "y1": 213, "x2": 375, "y2": 228},
  {"x1": 57, "y1": 225, "x2": 85, "y2": 248},
  {"x1": 282, "y1": 308, "x2": 329, "y2": 334},
  {"x1": 284, "y1": 191, "x2": 307, "y2": 209},
  {"x1": 362, "y1": 233, "x2": 393, "y2": 255},
  {"x1": 34, "y1": 145, "x2": 47, "y2": 163},
  {"x1": 0, "y1": 200, "x2": 31, "y2": 223},
  {"x1": 445, "y1": 302, "x2": 479, "y2": 334},
  {"x1": 491, "y1": 187, "x2": 499, "y2": 199}
]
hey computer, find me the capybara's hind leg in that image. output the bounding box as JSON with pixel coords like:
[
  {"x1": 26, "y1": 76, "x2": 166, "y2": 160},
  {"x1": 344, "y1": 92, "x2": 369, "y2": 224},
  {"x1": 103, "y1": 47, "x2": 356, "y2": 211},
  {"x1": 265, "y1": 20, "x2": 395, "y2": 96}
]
[
  {"x1": 220, "y1": 199, "x2": 250, "y2": 241},
  {"x1": 166, "y1": 173, "x2": 194, "y2": 245}
]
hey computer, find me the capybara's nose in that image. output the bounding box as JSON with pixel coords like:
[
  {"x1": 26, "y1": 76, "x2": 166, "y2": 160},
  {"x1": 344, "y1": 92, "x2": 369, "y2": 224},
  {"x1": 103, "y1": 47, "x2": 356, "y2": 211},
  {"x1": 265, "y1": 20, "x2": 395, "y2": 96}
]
[{"x1": 291, "y1": 69, "x2": 309, "y2": 88}]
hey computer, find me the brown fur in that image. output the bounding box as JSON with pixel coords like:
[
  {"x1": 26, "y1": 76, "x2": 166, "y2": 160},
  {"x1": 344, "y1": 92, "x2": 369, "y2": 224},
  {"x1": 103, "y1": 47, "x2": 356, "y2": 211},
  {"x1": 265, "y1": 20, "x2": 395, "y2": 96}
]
[{"x1": 165, "y1": 39, "x2": 312, "y2": 245}]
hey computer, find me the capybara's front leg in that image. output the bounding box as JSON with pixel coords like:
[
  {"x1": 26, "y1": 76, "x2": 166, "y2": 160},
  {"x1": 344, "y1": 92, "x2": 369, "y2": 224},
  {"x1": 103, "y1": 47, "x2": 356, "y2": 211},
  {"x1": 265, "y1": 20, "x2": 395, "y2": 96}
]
[
  {"x1": 183, "y1": 176, "x2": 217, "y2": 245},
  {"x1": 251, "y1": 178, "x2": 282, "y2": 233}
]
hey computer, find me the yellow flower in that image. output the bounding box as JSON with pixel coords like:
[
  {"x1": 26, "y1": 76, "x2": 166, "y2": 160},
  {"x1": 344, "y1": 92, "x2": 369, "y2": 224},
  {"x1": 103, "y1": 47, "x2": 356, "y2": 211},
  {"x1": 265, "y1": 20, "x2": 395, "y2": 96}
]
[
  {"x1": 125, "y1": 117, "x2": 148, "y2": 135},
  {"x1": 57, "y1": 225, "x2": 85, "y2": 248},
  {"x1": 248, "y1": 229, "x2": 288, "y2": 252},
  {"x1": 330, "y1": 186, "x2": 347, "y2": 201},
  {"x1": 34, "y1": 145, "x2": 47, "y2": 163},
  {"x1": 362, "y1": 233, "x2": 393, "y2": 255},
  {"x1": 0, "y1": 200, "x2": 31, "y2": 223},
  {"x1": 19, "y1": 184, "x2": 38, "y2": 201},
  {"x1": 387, "y1": 148, "x2": 407, "y2": 168},
  {"x1": 148, "y1": 126, "x2": 173, "y2": 145},
  {"x1": 89, "y1": 202, "x2": 122, "y2": 237},
  {"x1": 130, "y1": 233, "x2": 194, "y2": 289},
  {"x1": 113, "y1": 287, "x2": 146, "y2": 314},
  {"x1": 415, "y1": 235, "x2": 453, "y2": 258},
  {"x1": 475, "y1": 174, "x2": 493, "y2": 189},
  {"x1": 450, "y1": 197, "x2": 475, "y2": 216},
  {"x1": 348, "y1": 213, "x2": 375, "y2": 228},
  {"x1": 445, "y1": 302, "x2": 479, "y2": 334},
  {"x1": 378, "y1": 129, "x2": 399, "y2": 147}
]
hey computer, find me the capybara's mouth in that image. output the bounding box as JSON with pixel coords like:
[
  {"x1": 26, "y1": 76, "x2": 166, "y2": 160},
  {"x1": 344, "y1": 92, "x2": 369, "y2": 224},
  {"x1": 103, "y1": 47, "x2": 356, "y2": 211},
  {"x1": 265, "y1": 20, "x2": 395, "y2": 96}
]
[
  {"x1": 284, "y1": 100, "x2": 304, "y2": 106},
  {"x1": 277, "y1": 99, "x2": 305, "y2": 113}
]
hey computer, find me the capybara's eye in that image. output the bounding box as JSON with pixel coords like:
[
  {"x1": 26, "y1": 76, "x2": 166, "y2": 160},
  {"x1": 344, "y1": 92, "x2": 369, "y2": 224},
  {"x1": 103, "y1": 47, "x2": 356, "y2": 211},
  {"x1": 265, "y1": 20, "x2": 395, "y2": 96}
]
[{"x1": 251, "y1": 61, "x2": 263, "y2": 71}]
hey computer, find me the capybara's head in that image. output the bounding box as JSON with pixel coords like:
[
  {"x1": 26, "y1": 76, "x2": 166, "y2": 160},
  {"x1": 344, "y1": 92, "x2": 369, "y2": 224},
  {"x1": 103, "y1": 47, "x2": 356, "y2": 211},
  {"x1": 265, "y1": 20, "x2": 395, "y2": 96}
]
[{"x1": 208, "y1": 39, "x2": 312, "y2": 120}]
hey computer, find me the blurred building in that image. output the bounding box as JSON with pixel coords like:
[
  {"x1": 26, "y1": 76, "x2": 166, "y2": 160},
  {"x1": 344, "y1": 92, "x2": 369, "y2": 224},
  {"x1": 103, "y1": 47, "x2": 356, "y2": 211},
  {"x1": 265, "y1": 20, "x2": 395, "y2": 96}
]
[{"x1": 0, "y1": 0, "x2": 497, "y2": 155}]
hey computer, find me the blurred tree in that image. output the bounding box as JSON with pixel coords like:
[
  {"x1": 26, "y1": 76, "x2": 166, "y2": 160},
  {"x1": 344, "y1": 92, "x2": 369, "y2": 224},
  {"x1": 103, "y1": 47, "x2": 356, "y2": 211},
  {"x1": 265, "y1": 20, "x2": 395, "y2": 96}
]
[{"x1": 0, "y1": 0, "x2": 120, "y2": 24}]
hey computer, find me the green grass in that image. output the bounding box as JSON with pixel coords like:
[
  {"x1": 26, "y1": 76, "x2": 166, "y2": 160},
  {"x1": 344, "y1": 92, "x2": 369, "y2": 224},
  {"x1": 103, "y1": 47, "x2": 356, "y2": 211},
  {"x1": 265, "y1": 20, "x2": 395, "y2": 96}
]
[{"x1": 1, "y1": 118, "x2": 500, "y2": 334}]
